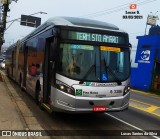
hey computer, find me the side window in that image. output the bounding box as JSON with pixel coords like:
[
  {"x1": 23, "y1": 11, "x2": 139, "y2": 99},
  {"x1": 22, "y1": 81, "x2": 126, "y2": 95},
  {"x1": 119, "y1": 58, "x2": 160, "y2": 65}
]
[{"x1": 26, "y1": 38, "x2": 39, "y2": 76}]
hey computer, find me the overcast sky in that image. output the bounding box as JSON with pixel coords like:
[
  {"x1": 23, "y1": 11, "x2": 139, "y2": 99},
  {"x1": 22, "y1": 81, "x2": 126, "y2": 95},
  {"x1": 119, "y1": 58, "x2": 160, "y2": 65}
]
[{"x1": 2, "y1": 0, "x2": 160, "y2": 48}]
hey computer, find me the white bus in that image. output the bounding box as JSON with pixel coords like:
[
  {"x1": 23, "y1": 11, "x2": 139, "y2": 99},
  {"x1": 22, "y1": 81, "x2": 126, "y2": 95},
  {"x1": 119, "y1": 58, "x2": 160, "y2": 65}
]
[{"x1": 5, "y1": 17, "x2": 131, "y2": 113}]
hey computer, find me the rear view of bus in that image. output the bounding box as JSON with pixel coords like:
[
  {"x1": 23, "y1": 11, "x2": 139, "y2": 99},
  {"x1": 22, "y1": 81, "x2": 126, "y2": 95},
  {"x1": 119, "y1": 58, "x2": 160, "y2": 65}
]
[{"x1": 51, "y1": 17, "x2": 130, "y2": 113}]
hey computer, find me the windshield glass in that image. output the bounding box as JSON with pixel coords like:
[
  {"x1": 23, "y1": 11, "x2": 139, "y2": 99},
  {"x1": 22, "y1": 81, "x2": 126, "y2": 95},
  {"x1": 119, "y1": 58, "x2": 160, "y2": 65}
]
[{"x1": 57, "y1": 43, "x2": 130, "y2": 82}]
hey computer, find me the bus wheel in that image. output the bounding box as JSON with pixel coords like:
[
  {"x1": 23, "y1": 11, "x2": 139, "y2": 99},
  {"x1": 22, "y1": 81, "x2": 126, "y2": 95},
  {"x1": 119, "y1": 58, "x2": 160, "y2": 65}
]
[
  {"x1": 38, "y1": 98, "x2": 44, "y2": 110},
  {"x1": 35, "y1": 83, "x2": 40, "y2": 104},
  {"x1": 19, "y1": 75, "x2": 23, "y2": 91},
  {"x1": 35, "y1": 82, "x2": 44, "y2": 110},
  {"x1": 7, "y1": 68, "x2": 9, "y2": 77}
]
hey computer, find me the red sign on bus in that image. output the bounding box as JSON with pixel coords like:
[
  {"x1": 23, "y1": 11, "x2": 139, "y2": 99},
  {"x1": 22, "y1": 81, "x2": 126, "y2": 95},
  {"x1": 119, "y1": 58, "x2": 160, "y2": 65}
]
[{"x1": 93, "y1": 106, "x2": 106, "y2": 112}]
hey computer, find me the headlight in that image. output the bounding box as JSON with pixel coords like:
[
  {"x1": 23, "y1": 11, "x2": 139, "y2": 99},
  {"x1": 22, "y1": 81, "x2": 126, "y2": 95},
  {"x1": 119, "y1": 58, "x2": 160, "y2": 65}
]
[
  {"x1": 123, "y1": 85, "x2": 130, "y2": 96},
  {"x1": 56, "y1": 80, "x2": 75, "y2": 96}
]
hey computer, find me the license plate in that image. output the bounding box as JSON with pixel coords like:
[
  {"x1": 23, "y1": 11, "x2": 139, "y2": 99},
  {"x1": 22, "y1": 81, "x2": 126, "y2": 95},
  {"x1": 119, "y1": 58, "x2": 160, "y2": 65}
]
[{"x1": 93, "y1": 106, "x2": 106, "y2": 112}]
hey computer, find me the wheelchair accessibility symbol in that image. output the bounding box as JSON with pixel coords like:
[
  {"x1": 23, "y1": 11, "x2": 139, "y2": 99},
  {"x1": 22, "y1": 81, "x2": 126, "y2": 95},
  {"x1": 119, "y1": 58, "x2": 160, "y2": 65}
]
[{"x1": 102, "y1": 73, "x2": 108, "y2": 81}]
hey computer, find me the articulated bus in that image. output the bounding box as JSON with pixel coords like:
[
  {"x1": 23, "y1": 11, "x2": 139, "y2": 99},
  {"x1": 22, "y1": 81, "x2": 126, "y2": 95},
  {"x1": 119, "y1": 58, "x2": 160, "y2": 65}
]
[{"x1": 5, "y1": 17, "x2": 131, "y2": 113}]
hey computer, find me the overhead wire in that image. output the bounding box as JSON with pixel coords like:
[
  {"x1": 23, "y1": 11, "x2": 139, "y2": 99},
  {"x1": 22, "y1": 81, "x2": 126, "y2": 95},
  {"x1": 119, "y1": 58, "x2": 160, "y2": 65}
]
[
  {"x1": 5, "y1": 20, "x2": 17, "y2": 32},
  {"x1": 79, "y1": 0, "x2": 141, "y2": 18},
  {"x1": 83, "y1": 0, "x2": 157, "y2": 18},
  {"x1": 80, "y1": 0, "x2": 158, "y2": 18},
  {"x1": 80, "y1": 0, "x2": 158, "y2": 45}
]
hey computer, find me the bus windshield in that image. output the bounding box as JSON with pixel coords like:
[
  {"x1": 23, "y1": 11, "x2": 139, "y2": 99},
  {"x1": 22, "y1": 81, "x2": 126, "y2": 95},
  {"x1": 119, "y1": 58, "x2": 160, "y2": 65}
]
[{"x1": 57, "y1": 43, "x2": 130, "y2": 82}]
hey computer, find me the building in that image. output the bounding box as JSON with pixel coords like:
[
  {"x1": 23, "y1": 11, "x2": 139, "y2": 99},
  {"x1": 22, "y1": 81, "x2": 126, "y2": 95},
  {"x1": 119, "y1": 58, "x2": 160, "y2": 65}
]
[{"x1": 131, "y1": 25, "x2": 160, "y2": 92}]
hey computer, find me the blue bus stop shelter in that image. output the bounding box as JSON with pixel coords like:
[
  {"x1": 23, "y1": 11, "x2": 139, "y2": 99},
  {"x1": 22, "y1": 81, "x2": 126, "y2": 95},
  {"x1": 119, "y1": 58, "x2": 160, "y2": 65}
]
[{"x1": 131, "y1": 35, "x2": 160, "y2": 91}]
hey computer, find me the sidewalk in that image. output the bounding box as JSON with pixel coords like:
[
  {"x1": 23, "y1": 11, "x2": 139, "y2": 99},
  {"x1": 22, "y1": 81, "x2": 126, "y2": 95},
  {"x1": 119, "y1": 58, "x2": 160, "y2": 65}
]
[
  {"x1": 0, "y1": 71, "x2": 50, "y2": 139},
  {"x1": 0, "y1": 72, "x2": 28, "y2": 139}
]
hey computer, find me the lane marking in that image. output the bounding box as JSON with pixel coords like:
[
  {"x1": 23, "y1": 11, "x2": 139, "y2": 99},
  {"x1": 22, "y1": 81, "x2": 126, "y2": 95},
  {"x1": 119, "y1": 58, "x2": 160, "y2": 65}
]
[
  {"x1": 130, "y1": 99, "x2": 160, "y2": 107},
  {"x1": 131, "y1": 89, "x2": 160, "y2": 99},
  {"x1": 130, "y1": 104, "x2": 160, "y2": 117},
  {"x1": 147, "y1": 106, "x2": 159, "y2": 113},
  {"x1": 130, "y1": 99, "x2": 160, "y2": 117},
  {"x1": 105, "y1": 113, "x2": 160, "y2": 139}
]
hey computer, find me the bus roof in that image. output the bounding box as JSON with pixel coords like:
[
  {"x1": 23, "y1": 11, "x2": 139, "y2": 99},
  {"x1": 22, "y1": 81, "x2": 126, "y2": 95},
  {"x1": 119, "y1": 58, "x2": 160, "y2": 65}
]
[
  {"x1": 20, "y1": 17, "x2": 126, "y2": 43},
  {"x1": 47, "y1": 17, "x2": 119, "y2": 30}
]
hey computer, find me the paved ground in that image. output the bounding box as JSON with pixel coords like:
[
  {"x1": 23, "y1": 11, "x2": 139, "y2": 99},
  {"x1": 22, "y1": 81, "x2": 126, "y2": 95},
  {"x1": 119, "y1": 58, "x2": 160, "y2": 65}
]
[
  {"x1": 0, "y1": 72, "x2": 28, "y2": 139},
  {"x1": 0, "y1": 71, "x2": 49, "y2": 139},
  {"x1": 130, "y1": 90, "x2": 160, "y2": 117},
  {"x1": 0, "y1": 70, "x2": 159, "y2": 139}
]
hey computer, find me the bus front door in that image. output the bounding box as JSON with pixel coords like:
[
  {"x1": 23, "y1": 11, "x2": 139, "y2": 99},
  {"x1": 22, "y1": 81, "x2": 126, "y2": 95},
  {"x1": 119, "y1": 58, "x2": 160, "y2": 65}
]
[{"x1": 43, "y1": 37, "x2": 56, "y2": 104}]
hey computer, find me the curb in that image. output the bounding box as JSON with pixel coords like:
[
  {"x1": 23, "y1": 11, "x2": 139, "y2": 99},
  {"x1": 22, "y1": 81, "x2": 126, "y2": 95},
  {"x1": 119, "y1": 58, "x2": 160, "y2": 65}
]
[
  {"x1": 131, "y1": 89, "x2": 160, "y2": 98},
  {"x1": 0, "y1": 71, "x2": 50, "y2": 139}
]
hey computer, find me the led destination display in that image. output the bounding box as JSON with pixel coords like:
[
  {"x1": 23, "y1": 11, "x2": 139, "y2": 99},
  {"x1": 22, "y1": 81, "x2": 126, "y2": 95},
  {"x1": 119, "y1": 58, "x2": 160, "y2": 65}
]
[{"x1": 62, "y1": 30, "x2": 127, "y2": 44}]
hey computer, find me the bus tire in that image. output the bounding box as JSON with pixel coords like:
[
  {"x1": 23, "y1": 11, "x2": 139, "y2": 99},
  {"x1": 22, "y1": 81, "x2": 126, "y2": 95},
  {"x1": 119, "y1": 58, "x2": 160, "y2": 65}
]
[
  {"x1": 7, "y1": 68, "x2": 9, "y2": 77},
  {"x1": 39, "y1": 99, "x2": 45, "y2": 110},
  {"x1": 35, "y1": 81, "x2": 44, "y2": 110},
  {"x1": 35, "y1": 82, "x2": 40, "y2": 104},
  {"x1": 19, "y1": 74, "x2": 23, "y2": 91}
]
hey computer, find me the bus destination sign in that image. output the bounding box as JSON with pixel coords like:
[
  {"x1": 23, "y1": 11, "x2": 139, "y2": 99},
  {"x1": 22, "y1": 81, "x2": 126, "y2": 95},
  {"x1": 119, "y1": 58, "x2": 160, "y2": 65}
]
[{"x1": 64, "y1": 31, "x2": 126, "y2": 44}]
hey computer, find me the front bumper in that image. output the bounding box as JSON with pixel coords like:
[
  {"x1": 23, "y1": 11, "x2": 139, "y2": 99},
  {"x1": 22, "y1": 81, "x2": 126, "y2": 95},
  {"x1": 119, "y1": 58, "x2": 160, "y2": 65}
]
[{"x1": 52, "y1": 89, "x2": 130, "y2": 113}]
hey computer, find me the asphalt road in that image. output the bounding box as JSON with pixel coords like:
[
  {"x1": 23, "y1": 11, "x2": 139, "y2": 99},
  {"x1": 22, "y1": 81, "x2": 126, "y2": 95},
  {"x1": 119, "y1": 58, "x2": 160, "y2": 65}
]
[
  {"x1": 110, "y1": 90, "x2": 160, "y2": 130},
  {"x1": 2, "y1": 70, "x2": 159, "y2": 139},
  {"x1": 130, "y1": 90, "x2": 160, "y2": 107}
]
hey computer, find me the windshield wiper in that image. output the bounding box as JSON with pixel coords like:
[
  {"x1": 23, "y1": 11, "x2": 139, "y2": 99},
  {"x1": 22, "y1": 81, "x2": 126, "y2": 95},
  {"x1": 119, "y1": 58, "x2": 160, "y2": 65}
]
[
  {"x1": 79, "y1": 64, "x2": 96, "y2": 84},
  {"x1": 79, "y1": 54, "x2": 96, "y2": 84},
  {"x1": 103, "y1": 57, "x2": 122, "y2": 85}
]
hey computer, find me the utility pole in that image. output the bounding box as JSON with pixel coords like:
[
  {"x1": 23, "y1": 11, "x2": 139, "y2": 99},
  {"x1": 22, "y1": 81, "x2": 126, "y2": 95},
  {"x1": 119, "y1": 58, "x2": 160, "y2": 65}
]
[{"x1": 0, "y1": 0, "x2": 16, "y2": 52}]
